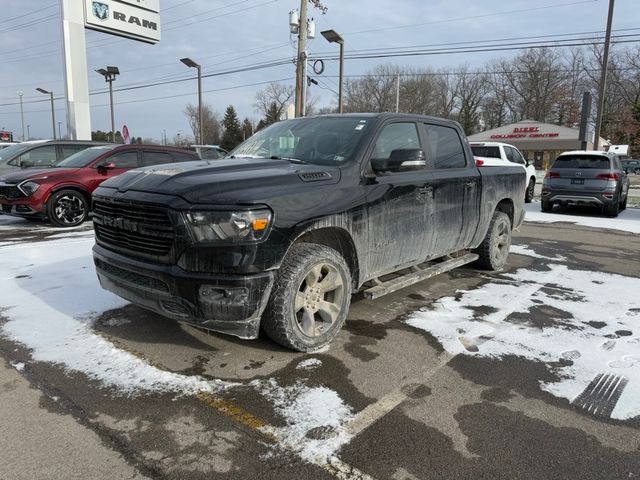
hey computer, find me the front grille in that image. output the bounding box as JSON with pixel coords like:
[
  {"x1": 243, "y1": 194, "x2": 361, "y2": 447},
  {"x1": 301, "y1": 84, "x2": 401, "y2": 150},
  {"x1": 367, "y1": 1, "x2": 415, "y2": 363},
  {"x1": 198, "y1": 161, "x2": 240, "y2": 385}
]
[
  {"x1": 95, "y1": 259, "x2": 169, "y2": 292},
  {"x1": 0, "y1": 185, "x2": 24, "y2": 199},
  {"x1": 93, "y1": 198, "x2": 175, "y2": 258}
]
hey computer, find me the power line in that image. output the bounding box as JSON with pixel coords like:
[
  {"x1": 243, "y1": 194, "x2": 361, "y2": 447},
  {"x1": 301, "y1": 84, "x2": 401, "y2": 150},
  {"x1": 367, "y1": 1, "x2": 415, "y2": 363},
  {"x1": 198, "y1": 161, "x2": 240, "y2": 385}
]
[{"x1": 0, "y1": 4, "x2": 56, "y2": 26}]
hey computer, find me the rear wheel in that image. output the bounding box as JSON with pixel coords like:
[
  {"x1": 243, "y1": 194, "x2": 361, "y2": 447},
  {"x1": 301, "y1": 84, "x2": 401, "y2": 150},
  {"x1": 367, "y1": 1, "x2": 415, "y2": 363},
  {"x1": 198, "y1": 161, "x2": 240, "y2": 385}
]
[
  {"x1": 525, "y1": 178, "x2": 535, "y2": 203},
  {"x1": 262, "y1": 243, "x2": 352, "y2": 352},
  {"x1": 541, "y1": 200, "x2": 553, "y2": 212},
  {"x1": 474, "y1": 211, "x2": 512, "y2": 271},
  {"x1": 47, "y1": 189, "x2": 89, "y2": 227},
  {"x1": 605, "y1": 197, "x2": 620, "y2": 217}
]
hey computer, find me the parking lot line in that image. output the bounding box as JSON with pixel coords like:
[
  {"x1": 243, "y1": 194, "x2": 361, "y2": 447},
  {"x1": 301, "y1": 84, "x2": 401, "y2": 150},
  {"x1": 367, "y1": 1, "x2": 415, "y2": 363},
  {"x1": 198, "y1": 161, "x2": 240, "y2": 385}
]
[{"x1": 345, "y1": 352, "x2": 454, "y2": 437}]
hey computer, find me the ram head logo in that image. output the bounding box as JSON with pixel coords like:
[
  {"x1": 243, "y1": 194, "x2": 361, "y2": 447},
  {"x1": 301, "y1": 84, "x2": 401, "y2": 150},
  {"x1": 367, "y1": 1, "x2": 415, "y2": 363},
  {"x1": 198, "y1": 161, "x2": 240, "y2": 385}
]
[{"x1": 92, "y1": 1, "x2": 109, "y2": 21}]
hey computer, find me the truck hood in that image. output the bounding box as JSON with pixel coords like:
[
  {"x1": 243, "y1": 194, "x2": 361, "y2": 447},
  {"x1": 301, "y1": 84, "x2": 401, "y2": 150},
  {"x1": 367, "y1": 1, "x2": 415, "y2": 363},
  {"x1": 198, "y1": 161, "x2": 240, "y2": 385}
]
[
  {"x1": 99, "y1": 158, "x2": 342, "y2": 204},
  {"x1": 0, "y1": 167, "x2": 80, "y2": 184}
]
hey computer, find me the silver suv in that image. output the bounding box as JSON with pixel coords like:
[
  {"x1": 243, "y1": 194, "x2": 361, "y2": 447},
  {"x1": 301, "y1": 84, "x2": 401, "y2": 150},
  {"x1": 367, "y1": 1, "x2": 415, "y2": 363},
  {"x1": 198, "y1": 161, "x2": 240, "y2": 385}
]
[{"x1": 541, "y1": 150, "x2": 630, "y2": 217}]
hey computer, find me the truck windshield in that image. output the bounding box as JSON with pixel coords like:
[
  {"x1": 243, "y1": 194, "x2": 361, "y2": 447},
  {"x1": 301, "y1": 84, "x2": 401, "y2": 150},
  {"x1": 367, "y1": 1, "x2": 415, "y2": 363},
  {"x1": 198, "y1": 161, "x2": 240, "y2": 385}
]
[
  {"x1": 470, "y1": 146, "x2": 501, "y2": 158},
  {"x1": 230, "y1": 117, "x2": 371, "y2": 165},
  {"x1": 56, "y1": 145, "x2": 117, "y2": 168}
]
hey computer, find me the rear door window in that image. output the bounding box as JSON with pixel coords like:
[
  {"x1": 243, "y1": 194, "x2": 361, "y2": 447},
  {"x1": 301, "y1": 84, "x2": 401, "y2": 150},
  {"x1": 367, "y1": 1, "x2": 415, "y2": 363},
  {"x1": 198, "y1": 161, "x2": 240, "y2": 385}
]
[
  {"x1": 142, "y1": 151, "x2": 173, "y2": 166},
  {"x1": 424, "y1": 124, "x2": 466, "y2": 169},
  {"x1": 552, "y1": 156, "x2": 610, "y2": 169}
]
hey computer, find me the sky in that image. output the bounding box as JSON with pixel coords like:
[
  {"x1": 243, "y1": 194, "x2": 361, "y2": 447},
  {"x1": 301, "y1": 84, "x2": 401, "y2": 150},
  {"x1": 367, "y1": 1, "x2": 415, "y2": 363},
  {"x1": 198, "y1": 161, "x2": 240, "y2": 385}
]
[{"x1": 0, "y1": 0, "x2": 638, "y2": 142}]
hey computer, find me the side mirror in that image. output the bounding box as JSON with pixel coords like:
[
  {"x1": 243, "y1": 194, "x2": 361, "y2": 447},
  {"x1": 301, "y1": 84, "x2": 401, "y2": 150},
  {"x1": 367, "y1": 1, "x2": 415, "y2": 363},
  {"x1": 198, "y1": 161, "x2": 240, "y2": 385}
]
[
  {"x1": 525, "y1": 159, "x2": 533, "y2": 167},
  {"x1": 371, "y1": 149, "x2": 426, "y2": 173},
  {"x1": 97, "y1": 162, "x2": 116, "y2": 173}
]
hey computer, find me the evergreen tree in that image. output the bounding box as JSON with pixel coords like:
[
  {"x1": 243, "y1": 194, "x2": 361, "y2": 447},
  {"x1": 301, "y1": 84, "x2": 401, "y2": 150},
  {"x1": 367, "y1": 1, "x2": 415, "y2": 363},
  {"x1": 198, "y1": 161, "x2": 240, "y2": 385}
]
[{"x1": 220, "y1": 105, "x2": 243, "y2": 151}]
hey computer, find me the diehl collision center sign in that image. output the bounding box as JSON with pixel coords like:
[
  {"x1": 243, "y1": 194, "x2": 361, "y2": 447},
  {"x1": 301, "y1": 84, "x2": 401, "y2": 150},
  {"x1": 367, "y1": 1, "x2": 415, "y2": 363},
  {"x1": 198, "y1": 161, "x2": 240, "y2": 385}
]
[
  {"x1": 491, "y1": 126, "x2": 559, "y2": 140},
  {"x1": 84, "y1": 0, "x2": 160, "y2": 44}
]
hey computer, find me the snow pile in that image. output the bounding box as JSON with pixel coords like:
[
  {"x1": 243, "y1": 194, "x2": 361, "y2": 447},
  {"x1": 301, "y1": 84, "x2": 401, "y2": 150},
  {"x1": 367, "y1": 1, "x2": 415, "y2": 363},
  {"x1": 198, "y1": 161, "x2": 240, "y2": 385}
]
[
  {"x1": 524, "y1": 202, "x2": 640, "y2": 234},
  {"x1": 510, "y1": 244, "x2": 566, "y2": 261},
  {"x1": 0, "y1": 238, "x2": 232, "y2": 396},
  {"x1": 251, "y1": 378, "x2": 354, "y2": 464},
  {"x1": 296, "y1": 358, "x2": 323, "y2": 370},
  {"x1": 406, "y1": 262, "x2": 640, "y2": 420}
]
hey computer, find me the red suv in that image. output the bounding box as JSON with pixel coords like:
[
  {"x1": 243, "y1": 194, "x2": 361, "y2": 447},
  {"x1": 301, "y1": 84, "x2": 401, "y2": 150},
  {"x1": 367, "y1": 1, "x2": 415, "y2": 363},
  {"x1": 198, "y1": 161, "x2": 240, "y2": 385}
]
[{"x1": 0, "y1": 144, "x2": 199, "y2": 227}]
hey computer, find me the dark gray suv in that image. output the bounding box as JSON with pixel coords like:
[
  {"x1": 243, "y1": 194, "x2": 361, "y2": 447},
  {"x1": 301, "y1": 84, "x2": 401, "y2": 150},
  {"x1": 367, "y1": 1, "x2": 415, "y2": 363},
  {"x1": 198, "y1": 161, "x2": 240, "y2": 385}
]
[{"x1": 541, "y1": 151, "x2": 630, "y2": 217}]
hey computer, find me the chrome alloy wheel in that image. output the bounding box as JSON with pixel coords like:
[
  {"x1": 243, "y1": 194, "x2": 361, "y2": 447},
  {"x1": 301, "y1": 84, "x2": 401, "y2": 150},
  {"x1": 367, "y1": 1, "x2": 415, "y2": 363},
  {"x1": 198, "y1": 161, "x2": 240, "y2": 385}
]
[
  {"x1": 294, "y1": 263, "x2": 346, "y2": 337},
  {"x1": 53, "y1": 193, "x2": 86, "y2": 225}
]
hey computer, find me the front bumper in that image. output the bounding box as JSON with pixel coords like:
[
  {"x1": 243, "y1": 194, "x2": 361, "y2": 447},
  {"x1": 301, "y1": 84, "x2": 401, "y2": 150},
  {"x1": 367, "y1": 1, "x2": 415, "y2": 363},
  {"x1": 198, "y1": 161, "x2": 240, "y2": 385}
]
[{"x1": 93, "y1": 244, "x2": 274, "y2": 339}]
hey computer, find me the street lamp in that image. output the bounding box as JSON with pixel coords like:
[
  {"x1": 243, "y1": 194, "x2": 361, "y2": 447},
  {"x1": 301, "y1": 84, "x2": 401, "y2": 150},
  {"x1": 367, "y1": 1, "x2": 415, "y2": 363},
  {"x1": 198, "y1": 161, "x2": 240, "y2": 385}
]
[
  {"x1": 321, "y1": 29, "x2": 345, "y2": 113},
  {"x1": 36, "y1": 88, "x2": 56, "y2": 139},
  {"x1": 96, "y1": 66, "x2": 120, "y2": 142},
  {"x1": 180, "y1": 57, "x2": 203, "y2": 144},
  {"x1": 17, "y1": 91, "x2": 25, "y2": 141}
]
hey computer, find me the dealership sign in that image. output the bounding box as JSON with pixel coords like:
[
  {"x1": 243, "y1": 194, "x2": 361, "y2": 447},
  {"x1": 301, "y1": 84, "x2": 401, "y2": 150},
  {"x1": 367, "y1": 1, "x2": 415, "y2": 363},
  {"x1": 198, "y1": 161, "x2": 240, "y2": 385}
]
[
  {"x1": 491, "y1": 126, "x2": 559, "y2": 140},
  {"x1": 84, "y1": 0, "x2": 160, "y2": 44}
]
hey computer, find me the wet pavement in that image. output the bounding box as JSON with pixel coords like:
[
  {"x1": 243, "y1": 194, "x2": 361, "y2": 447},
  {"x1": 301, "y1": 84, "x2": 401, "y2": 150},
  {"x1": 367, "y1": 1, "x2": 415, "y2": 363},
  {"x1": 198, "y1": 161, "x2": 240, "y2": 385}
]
[{"x1": 0, "y1": 211, "x2": 639, "y2": 479}]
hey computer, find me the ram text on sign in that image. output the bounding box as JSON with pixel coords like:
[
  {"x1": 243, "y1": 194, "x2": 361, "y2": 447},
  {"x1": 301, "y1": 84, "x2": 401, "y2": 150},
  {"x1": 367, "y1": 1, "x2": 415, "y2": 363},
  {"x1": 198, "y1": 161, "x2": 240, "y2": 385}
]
[{"x1": 84, "y1": 0, "x2": 161, "y2": 44}]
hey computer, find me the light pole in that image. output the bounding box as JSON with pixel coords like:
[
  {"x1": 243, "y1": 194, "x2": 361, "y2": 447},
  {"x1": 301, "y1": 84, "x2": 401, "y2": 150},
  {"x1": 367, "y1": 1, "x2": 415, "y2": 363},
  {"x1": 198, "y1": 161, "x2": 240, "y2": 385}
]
[
  {"x1": 180, "y1": 58, "x2": 203, "y2": 144},
  {"x1": 58, "y1": 121, "x2": 62, "y2": 139},
  {"x1": 36, "y1": 88, "x2": 56, "y2": 139},
  {"x1": 320, "y1": 30, "x2": 344, "y2": 113},
  {"x1": 96, "y1": 66, "x2": 120, "y2": 142},
  {"x1": 27, "y1": 124, "x2": 31, "y2": 140},
  {"x1": 17, "y1": 91, "x2": 25, "y2": 141}
]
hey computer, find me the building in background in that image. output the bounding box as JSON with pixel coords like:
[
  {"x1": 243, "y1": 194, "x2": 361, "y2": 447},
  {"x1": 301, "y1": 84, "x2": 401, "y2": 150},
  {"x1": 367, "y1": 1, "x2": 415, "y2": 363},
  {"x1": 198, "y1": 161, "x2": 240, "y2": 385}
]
[{"x1": 468, "y1": 120, "x2": 610, "y2": 170}]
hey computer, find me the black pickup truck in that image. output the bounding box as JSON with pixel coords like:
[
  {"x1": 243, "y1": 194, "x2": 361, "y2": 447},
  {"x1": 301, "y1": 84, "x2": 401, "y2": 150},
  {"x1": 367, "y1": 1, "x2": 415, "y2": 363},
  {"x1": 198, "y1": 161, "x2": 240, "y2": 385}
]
[{"x1": 92, "y1": 114, "x2": 525, "y2": 351}]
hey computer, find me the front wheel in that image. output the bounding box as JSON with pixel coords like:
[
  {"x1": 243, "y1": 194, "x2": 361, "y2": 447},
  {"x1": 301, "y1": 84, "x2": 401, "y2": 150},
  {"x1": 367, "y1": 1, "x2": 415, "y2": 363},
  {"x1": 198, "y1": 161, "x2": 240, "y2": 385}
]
[
  {"x1": 262, "y1": 243, "x2": 352, "y2": 352},
  {"x1": 525, "y1": 178, "x2": 535, "y2": 203},
  {"x1": 474, "y1": 211, "x2": 512, "y2": 271},
  {"x1": 47, "y1": 189, "x2": 89, "y2": 227}
]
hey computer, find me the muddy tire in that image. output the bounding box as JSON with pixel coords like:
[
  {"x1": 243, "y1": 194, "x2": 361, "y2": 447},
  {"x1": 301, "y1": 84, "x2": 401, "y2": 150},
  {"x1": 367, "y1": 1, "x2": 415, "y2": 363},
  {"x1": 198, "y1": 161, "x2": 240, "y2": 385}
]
[
  {"x1": 474, "y1": 211, "x2": 512, "y2": 271},
  {"x1": 541, "y1": 200, "x2": 552, "y2": 212},
  {"x1": 47, "y1": 189, "x2": 89, "y2": 227},
  {"x1": 525, "y1": 178, "x2": 535, "y2": 203},
  {"x1": 262, "y1": 243, "x2": 352, "y2": 352}
]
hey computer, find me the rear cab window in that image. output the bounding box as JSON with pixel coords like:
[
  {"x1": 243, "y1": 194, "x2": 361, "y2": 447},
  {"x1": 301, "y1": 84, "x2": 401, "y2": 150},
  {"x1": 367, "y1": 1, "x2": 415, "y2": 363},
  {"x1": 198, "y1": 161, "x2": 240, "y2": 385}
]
[{"x1": 470, "y1": 145, "x2": 500, "y2": 159}]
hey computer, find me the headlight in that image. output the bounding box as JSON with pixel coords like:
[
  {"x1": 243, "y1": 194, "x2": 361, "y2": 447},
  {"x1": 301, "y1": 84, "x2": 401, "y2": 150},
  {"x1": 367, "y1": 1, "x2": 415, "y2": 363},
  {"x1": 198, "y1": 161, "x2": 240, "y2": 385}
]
[
  {"x1": 18, "y1": 181, "x2": 40, "y2": 196},
  {"x1": 185, "y1": 209, "x2": 273, "y2": 243}
]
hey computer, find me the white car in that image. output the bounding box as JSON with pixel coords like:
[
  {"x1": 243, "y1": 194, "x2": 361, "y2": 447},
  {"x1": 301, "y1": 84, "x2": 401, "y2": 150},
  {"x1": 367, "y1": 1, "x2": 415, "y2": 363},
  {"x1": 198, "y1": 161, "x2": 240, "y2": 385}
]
[{"x1": 470, "y1": 141, "x2": 537, "y2": 203}]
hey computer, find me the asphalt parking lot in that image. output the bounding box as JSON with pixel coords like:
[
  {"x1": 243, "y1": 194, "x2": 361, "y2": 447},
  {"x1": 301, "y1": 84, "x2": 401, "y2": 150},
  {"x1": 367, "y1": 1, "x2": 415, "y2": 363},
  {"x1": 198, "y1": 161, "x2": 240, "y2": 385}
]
[{"x1": 1, "y1": 204, "x2": 639, "y2": 480}]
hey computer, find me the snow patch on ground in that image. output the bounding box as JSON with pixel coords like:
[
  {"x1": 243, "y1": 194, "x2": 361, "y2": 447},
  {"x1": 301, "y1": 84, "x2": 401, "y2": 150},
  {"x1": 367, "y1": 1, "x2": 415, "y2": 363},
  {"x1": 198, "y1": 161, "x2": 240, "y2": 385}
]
[
  {"x1": 524, "y1": 203, "x2": 640, "y2": 234},
  {"x1": 510, "y1": 244, "x2": 566, "y2": 261},
  {"x1": 0, "y1": 238, "x2": 232, "y2": 396},
  {"x1": 251, "y1": 378, "x2": 353, "y2": 464},
  {"x1": 406, "y1": 261, "x2": 640, "y2": 420},
  {"x1": 11, "y1": 361, "x2": 25, "y2": 371},
  {"x1": 296, "y1": 358, "x2": 323, "y2": 370}
]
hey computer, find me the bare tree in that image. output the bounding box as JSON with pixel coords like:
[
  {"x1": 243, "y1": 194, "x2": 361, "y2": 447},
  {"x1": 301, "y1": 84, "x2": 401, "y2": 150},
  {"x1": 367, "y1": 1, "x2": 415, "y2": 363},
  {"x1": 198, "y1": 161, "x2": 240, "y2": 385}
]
[
  {"x1": 452, "y1": 65, "x2": 487, "y2": 134},
  {"x1": 184, "y1": 103, "x2": 221, "y2": 144},
  {"x1": 254, "y1": 83, "x2": 294, "y2": 120}
]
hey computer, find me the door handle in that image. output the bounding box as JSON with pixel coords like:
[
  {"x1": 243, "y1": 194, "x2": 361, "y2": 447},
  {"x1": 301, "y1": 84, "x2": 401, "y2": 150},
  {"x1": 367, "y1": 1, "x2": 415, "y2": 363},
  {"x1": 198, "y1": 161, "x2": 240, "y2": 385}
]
[
  {"x1": 417, "y1": 186, "x2": 433, "y2": 194},
  {"x1": 464, "y1": 182, "x2": 475, "y2": 189}
]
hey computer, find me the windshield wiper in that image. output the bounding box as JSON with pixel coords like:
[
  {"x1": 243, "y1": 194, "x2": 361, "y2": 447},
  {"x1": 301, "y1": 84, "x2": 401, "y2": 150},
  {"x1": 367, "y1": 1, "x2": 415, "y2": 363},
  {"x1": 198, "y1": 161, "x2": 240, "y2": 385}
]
[{"x1": 270, "y1": 155, "x2": 306, "y2": 164}]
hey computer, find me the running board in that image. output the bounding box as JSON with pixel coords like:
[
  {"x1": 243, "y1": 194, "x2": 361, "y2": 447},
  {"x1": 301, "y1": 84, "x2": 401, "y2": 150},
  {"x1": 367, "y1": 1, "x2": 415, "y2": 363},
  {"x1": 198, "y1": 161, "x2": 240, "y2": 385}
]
[{"x1": 363, "y1": 253, "x2": 479, "y2": 300}]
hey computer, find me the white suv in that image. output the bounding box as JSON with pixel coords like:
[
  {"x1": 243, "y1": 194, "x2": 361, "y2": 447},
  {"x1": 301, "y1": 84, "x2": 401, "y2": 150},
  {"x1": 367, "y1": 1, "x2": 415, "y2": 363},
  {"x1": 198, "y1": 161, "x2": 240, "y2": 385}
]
[{"x1": 470, "y1": 141, "x2": 537, "y2": 203}]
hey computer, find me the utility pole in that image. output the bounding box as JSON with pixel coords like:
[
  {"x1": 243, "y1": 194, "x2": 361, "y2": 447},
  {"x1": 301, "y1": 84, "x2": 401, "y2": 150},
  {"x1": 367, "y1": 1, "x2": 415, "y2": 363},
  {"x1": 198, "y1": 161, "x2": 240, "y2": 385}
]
[
  {"x1": 294, "y1": 0, "x2": 308, "y2": 117},
  {"x1": 593, "y1": 0, "x2": 615, "y2": 151},
  {"x1": 395, "y1": 73, "x2": 400, "y2": 113},
  {"x1": 17, "y1": 91, "x2": 25, "y2": 141},
  {"x1": 27, "y1": 124, "x2": 31, "y2": 140}
]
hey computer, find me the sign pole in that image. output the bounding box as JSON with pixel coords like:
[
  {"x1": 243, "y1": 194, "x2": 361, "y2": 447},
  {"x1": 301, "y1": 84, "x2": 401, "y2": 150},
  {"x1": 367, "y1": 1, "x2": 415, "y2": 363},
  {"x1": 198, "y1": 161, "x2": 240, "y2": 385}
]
[{"x1": 60, "y1": 0, "x2": 92, "y2": 140}]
